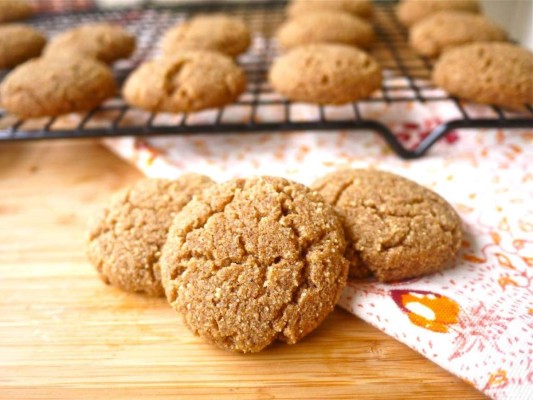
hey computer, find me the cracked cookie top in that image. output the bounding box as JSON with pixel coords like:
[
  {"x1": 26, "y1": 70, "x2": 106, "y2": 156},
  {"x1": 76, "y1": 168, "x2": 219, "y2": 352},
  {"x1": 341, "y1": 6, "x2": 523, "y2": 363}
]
[
  {"x1": 312, "y1": 169, "x2": 462, "y2": 282},
  {"x1": 160, "y1": 176, "x2": 348, "y2": 353},
  {"x1": 87, "y1": 174, "x2": 214, "y2": 297}
]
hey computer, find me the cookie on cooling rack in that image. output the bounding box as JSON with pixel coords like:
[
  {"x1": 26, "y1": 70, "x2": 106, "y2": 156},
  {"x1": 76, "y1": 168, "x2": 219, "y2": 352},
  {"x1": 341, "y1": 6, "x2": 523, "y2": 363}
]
[
  {"x1": 44, "y1": 23, "x2": 136, "y2": 64},
  {"x1": 286, "y1": 0, "x2": 373, "y2": 19},
  {"x1": 0, "y1": 25, "x2": 46, "y2": 69},
  {"x1": 409, "y1": 11, "x2": 507, "y2": 58},
  {"x1": 160, "y1": 176, "x2": 348, "y2": 353},
  {"x1": 276, "y1": 11, "x2": 374, "y2": 50},
  {"x1": 87, "y1": 174, "x2": 214, "y2": 297},
  {"x1": 0, "y1": 57, "x2": 116, "y2": 118},
  {"x1": 268, "y1": 43, "x2": 382, "y2": 104},
  {"x1": 0, "y1": 0, "x2": 33, "y2": 23},
  {"x1": 123, "y1": 50, "x2": 246, "y2": 113},
  {"x1": 433, "y1": 42, "x2": 533, "y2": 111},
  {"x1": 312, "y1": 169, "x2": 463, "y2": 282},
  {"x1": 396, "y1": 0, "x2": 481, "y2": 27},
  {"x1": 160, "y1": 14, "x2": 251, "y2": 58}
]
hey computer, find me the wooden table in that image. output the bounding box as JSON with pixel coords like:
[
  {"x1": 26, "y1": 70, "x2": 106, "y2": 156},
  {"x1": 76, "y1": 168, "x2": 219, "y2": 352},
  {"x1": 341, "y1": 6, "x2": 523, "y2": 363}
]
[{"x1": 0, "y1": 140, "x2": 484, "y2": 399}]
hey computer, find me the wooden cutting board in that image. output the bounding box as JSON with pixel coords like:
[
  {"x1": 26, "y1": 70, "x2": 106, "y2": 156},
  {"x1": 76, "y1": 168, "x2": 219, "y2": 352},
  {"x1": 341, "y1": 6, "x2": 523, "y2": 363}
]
[{"x1": 0, "y1": 140, "x2": 485, "y2": 399}]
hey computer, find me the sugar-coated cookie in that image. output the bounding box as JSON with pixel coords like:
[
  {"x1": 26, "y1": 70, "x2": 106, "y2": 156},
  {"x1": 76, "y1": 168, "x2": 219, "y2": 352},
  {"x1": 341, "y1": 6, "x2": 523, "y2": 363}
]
[
  {"x1": 0, "y1": 0, "x2": 33, "y2": 23},
  {"x1": 287, "y1": 0, "x2": 373, "y2": 19},
  {"x1": 397, "y1": 0, "x2": 481, "y2": 27},
  {"x1": 0, "y1": 24, "x2": 46, "y2": 69}
]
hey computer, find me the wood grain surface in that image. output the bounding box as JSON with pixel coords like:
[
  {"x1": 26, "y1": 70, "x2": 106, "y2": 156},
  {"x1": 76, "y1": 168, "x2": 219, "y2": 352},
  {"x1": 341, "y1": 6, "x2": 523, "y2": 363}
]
[{"x1": 0, "y1": 140, "x2": 485, "y2": 399}]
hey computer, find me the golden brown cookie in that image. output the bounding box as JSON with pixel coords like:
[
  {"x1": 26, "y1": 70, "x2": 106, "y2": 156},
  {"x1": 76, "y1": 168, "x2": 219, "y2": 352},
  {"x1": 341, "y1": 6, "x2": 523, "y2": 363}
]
[
  {"x1": 123, "y1": 50, "x2": 246, "y2": 113},
  {"x1": 396, "y1": 0, "x2": 481, "y2": 27},
  {"x1": 160, "y1": 176, "x2": 348, "y2": 353},
  {"x1": 0, "y1": 24, "x2": 46, "y2": 69},
  {"x1": 0, "y1": 56, "x2": 116, "y2": 118},
  {"x1": 312, "y1": 169, "x2": 462, "y2": 282},
  {"x1": 409, "y1": 11, "x2": 507, "y2": 57},
  {"x1": 276, "y1": 11, "x2": 374, "y2": 50},
  {"x1": 269, "y1": 44, "x2": 382, "y2": 104},
  {"x1": 287, "y1": 0, "x2": 373, "y2": 19},
  {"x1": 0, "y1": 0, "x2": 33, "y2": 23},
  {"x1": 433, "y1": 42, "x2": 533, "y2": 111},
  {"x1": 161, "y1": 14, "x2": 251, "y2": 58},
  {"x1": 44, "y1": 23, "x2": 136, "y2": 63},
  {"x1": 87, "y1": 175, "x2": 214, "y2": 297}
]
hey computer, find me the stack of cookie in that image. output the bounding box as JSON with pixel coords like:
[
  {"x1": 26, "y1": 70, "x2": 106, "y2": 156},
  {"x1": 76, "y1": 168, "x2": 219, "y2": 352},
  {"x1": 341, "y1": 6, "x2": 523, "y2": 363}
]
[
  {"x1": 269, "y1": 0, "x2": 383, "y2": 105},
  {"x1": 87, "y1": 169, "x2": 462, "y2": 353},
  {"x1": 397, "y1": 0, "x2": 533, "y2": 111}
]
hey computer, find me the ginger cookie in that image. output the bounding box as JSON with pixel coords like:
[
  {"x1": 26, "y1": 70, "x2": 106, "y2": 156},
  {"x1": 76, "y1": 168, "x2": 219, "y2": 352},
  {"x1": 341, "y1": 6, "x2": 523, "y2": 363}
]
[
  {"x1": 123, "y1": 50, "x2": 246, "y2": 113},
  {"x1": 87, "y1": 175, "x2": 214, "y2": 297},
  {"x1": 161, "y1": 14, "x2": 251, "y2": 58},
  {"x1": 0, "y1": 57, "x2": 116, "y2": 118},
  {"x1": 410, "y1": 11, "x2": 507, "y2": 57},
  {"x1": 160, "y1": 176, "x2": 348, "y2": 353},
  {"x1": 396, "y1": 0, "x2": 481, "y2": 27},
  {"x1": 269, "y1": 44, "x2": 382, "y2": 105},
  {"x1": 312, "y1": 169, "x2": 462, "y2": 282},
  {"x1": 287, "y1": 0, "x2": 373, "y2": 20},
  {"x1": 276, "y1": 11, "x2": 374, "y2": 50},
  {"x1": 0, "y1": 0, "x2": 33, "y2": 23},
  {"x1": 0, "y1": 24, "x2": 46, "y2": 69},
  {"x1": 433, "y1": 42, "x2": 533, "y2": 111},
  {"x1": 44, "y1": 23, "x2": 135, "y2": 63}
]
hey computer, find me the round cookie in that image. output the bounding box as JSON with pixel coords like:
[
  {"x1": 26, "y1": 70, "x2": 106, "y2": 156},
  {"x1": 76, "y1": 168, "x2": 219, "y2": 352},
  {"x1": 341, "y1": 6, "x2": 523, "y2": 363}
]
[
  {"x1": 433, "y1": 42, "x2": 533, "y2": 111},
  {"x1": 123, "y1": 50, "x2": 246, "y2": 113},
  {"x1": 44, "y1": 23, "x2": 135, "y2": 64},
  {"x1": 287, "y1": 0, "x2": 373, "y2": 19},
  {"x1": 0, "y1": 0, "x2": 33, "y2": 23},
  {"x1": 268, "y1": 44, "x2": 382, "y2": 105},
  {"x1": 276, "y1": 11, "x2": 374, "y2": 50},
  {"x1": 87, "y1": 175, "x2": 214, "y2": 297},
  {"x1": 161, "y1": 14, "x2": 251, "y2": 58},
  {"x1": 409, "y1": 11, "x2": 507, "y2": 57},
  {"x1": 396, "y1": 0, "x2": 481, "y2": 27},
  {"x1": 0, "y1": 56, "x2": 116, "y2": 118},
  {"x1": 160, "y1": 176, "x2": 348, "y2": 353},
  {"x1": 0, "y1": 24, "x2": 46, "y2": 69},
  {"x1": 312, "y1": 169, "x2": 462, "y2": 282}
]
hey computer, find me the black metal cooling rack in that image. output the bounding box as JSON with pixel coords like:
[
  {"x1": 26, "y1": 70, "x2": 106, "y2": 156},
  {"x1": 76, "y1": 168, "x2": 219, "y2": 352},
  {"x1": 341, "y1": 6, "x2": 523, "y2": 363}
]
[{"x1": 0, "y1": 0, "x2": 532, "y2": 159}]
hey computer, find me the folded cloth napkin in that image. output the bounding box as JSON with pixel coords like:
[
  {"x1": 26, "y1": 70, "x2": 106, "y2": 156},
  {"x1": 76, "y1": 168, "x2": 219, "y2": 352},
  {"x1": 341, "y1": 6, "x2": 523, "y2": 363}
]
[{"x1": 104, "y1": 99, "x2": 532, "y2": 400}]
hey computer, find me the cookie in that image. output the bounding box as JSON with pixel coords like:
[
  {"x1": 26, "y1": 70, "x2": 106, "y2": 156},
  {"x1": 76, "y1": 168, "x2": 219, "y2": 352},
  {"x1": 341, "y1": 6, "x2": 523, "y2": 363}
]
[
  {"x1": 87, "y1": 175, "x2": 214, "y2": 297},
  {"x1": 0, "y1": 24, "x2": 46, "y2": 69},
  {"x1": 396, "y1": 0, "x2": 481, "y2": 27},
  {"x1": 276, "y1": 11, "x2": 374, "y2": 50},
  {"x1": 409, "y1": 12, "x2": 507, "y2": 57},
  {"x1": 160, "y1": 176, "x2": 348, "y2": 353},
  {"x1": 268, "y1": 44, "x2": 382, "y2": 105},
  {"x1": 312, "y1": 169, "x2": 462, "y2": 282},
  {"x1": 0, "y1": 0, "x2": 33, "y2": 23},
  {"x1": 161, "y1": 14, "x2": 251, "y2": 58},
  {"x1": 287, "y1": 0, "x2": 373, "y2": 19},
  {"x1": 123, "y1": 50, "x2": 246, "y2": 113},
  {"x1": 0, "y1": 56, "x2": 116, "y2": 118},
  {"x1": 433, "y1": 42, "x2": 533, "y2": 111},
  {"x1": 44, "y1": 23, "x2": 135, "y2": 63}
]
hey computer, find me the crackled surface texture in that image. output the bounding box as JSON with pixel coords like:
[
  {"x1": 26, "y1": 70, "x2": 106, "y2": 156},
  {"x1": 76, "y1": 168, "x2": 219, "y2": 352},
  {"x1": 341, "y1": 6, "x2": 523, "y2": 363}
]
[
  {"x1": 44, "y1": 23, "x2": 136, "y2": 63},
  {"x1": 161, "y1": 14, "x2": 251, "y2": 57},
  {"x1": 87, "y1": 174, "x2": 214, "y2": 297},
  {"x1": 312, "y1": 169, "x2": 462, "y2": 282},
  {"x1": 123, "y1": 50, "x2": 246, "y2": 113},
  {"x1": 0, "y1": 24, "x2": 46, "y2": 69},
  {"x1": 396, "y1": 0, "x2": 480, "y2": 27},
  {"x1": 433, "y1": 42, "x2": 533, "y2": 111},
  {"x1": 286, "y1": 0, "x2": 373, "y2": 19},
  {"x1": 160, "y1": 176, "x2": 348, "y2": 353},
  {"x1": 276, "y1": 11, "x2": 374, "y2": 50},
  {"x1": 0, "y1": 57, "x2": 116, "y2": 118},
  {"x1": 269, "y1": 44, "x2": 382, "y2": 105},
  {"x1": 0, "y1": 0, "x2": 33, "y2": 23}
]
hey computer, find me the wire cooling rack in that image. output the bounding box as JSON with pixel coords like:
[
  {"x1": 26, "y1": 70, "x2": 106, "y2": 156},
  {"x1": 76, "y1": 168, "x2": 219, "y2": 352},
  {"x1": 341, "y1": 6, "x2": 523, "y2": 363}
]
[{"x1": 0, "y1": 1, "x2": 532, "y2": 159}]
